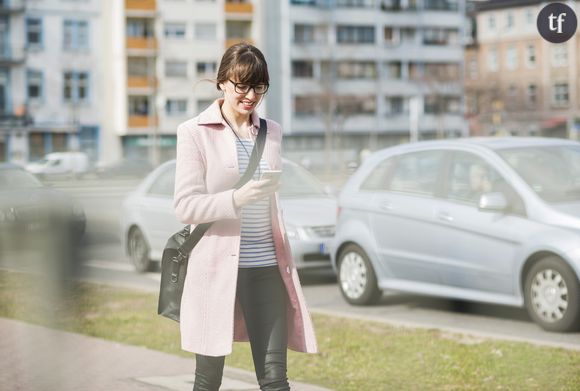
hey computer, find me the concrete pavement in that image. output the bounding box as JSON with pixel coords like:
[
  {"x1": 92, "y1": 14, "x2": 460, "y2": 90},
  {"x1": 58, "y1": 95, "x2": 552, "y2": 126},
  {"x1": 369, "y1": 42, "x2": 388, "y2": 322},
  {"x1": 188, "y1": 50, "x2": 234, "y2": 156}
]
[{"x1": 0, "y1": 318, "x2": 332, "y2": 391}]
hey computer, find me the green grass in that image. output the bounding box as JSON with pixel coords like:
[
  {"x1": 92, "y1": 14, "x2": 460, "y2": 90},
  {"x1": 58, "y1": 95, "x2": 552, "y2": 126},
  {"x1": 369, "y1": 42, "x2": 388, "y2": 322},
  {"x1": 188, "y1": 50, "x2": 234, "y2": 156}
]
[{"x1": 1, "y1": 270, "x2": 579, "y2": 390}]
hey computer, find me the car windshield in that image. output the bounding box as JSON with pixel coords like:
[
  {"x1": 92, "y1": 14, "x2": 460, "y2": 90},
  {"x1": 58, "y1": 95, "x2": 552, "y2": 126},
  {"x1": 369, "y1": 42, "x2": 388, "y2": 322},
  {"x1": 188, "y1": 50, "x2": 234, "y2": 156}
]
[
  {"x1": 497, "y1": 145, "x2": 580, "y2": 203},
  {"x1": 280, "y1": 163, "x2": 327, "y2": 197},
  {"x1": 0, "y1": 169, "x2": 43, "y2": 189}
]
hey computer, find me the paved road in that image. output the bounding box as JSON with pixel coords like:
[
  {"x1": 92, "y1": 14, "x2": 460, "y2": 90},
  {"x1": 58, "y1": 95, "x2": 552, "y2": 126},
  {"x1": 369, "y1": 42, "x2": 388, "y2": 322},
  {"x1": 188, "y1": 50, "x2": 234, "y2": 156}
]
[{"x1": 9, "y1": 178, "x2": 577, "y2": 351}]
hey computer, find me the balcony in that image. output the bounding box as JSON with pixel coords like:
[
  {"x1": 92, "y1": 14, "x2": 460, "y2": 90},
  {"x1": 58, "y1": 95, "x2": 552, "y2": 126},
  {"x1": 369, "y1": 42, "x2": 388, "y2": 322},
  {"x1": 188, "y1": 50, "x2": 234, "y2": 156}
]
[
  {"x1": 126, "y1": 37, "x2": 157, "y2": 56},
  {"x1": 0, "y1": 45, "x2": 26, "y2": 65},
  {"x1": 127, "y1": 76, "x2": 157, "y2": 90},
  {"x1": 225, "y1": 1, "x2": 253, "y2": 15},
  {"x1": 0, "y1": 0, "x2": 26, "y2": 14},
  {"x1": 128, "y1": 115, "x2": 157, "y2": 128},
  {"x1": 225, "y1": 38, "x2": 253, "y2": 48},
  {"x1": 125, "y1": 0, "x2": 156, "y2": 12}
]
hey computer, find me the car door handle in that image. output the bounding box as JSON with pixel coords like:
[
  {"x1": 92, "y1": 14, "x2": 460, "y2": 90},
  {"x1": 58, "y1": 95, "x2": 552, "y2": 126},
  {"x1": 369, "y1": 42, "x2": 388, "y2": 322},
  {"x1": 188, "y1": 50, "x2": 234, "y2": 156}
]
[
  {"x1": 378, "y1": 201, "x2": 393, "y2": 211},
  {"x1": 436, "y1": 211, "x2": 454, "y2": 222}
]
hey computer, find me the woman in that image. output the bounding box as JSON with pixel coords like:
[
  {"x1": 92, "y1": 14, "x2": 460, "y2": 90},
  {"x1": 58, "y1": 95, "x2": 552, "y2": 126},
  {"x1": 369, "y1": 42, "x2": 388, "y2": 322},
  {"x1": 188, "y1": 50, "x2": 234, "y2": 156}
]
[{"x1": 174, "y1": 43, "x2": 318, "y2": 391}]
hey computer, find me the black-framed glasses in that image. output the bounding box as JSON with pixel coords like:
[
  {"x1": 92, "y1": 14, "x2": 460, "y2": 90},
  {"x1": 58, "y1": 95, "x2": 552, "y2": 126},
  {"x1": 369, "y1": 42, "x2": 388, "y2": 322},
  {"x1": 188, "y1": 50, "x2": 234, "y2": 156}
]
[{"x1": 228, "y1": 79, "x2": 269, "y2": 95}]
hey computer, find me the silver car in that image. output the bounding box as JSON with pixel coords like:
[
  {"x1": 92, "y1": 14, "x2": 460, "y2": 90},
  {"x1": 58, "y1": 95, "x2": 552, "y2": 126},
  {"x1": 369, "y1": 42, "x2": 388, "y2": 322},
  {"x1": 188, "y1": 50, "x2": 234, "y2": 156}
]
[
  {"x1": 121, "y1": 159, "x2": 336, "y2": 273},
  {"x1": 332, "y1": 137, "x2": 580, "y2": 332}
]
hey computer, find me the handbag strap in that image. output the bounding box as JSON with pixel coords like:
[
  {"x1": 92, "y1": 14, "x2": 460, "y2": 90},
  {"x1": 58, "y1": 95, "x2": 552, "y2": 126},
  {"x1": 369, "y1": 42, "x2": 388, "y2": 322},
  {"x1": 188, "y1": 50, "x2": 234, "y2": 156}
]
[{"x1": 176, "y1": 118, "x2": 268, "y2": 258}]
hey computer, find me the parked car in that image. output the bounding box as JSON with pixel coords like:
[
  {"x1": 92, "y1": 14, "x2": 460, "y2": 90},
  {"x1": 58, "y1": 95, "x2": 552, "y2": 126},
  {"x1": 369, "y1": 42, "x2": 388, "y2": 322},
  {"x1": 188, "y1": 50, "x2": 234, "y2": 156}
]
[
  {"x1": 0, "y1": 163, "x2": 86, "y2": 253},
  {"x1": 25, "y1": 152, "x2": 89, "y2": 178},
  {"x1": 332, "y1": 137, "x2": 580, "y2": 332},
  {"x1": 121, "y1": 159, "x2": 336, "y2": 272},
  {"x1": 93, "y1": 158, "x2": 154, "y2": 179}
]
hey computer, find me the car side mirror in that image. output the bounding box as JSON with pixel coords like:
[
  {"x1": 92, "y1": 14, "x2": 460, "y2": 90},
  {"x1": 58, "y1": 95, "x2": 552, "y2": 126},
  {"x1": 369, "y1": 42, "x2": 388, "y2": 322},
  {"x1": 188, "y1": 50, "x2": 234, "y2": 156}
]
[{"x1": 478, "y1": 192, "x2": 508, "y2": 212}]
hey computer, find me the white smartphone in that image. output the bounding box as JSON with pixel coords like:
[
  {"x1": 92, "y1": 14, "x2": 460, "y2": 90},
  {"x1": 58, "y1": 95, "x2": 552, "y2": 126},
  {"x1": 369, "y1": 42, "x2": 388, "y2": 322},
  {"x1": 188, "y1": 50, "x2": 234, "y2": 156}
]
[{"x1": 260, "y1": 170, "x2": 282, "y2": 183}]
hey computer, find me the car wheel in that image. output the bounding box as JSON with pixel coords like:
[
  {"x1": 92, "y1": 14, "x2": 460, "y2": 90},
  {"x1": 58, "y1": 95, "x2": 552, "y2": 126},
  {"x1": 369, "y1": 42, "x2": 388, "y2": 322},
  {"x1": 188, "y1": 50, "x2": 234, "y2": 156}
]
[
  {"x1": 524, "y1": 256, "x2": 580, "y2": 332},
  {"x1": 338, "y1": 244, "x2": 381, "y2": 305},
  {"x1": 128, "y1": 227, "x2": 152, "y2": 273}
]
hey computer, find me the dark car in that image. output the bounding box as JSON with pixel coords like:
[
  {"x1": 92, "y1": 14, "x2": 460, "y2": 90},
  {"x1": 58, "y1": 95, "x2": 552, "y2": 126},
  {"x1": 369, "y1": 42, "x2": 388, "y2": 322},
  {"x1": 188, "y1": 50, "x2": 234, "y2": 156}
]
[{"x1": 0, "y1": 164, "x2": 86, "y2": 254}]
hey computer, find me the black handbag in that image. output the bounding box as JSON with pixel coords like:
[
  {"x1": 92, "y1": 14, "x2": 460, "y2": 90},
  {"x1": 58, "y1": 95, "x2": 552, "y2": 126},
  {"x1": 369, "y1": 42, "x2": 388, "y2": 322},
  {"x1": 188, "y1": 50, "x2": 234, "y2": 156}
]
[{"x1": 158, "y1": 118, "x2": 268, "y2": 322}]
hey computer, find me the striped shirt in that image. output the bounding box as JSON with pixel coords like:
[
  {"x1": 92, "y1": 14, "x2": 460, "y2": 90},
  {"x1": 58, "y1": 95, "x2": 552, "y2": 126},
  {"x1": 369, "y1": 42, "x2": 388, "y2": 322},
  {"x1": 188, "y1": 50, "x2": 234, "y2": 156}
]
[{"x1": 236, "y1": 138, "x2": 278, "y2": 268}]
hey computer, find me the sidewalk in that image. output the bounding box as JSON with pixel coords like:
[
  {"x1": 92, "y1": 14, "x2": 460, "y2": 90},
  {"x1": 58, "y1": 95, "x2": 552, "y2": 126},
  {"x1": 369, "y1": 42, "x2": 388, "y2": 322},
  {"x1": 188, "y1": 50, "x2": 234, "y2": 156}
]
[{"x1": 0, "y1": 318, "x2": 332, "y2": 391}]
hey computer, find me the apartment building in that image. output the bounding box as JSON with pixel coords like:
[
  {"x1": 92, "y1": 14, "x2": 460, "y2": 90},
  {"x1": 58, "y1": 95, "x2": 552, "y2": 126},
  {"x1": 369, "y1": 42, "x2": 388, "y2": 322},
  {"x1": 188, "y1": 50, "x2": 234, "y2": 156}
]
[
  {"x1": 0, "y1": 0, "x2": 27, "y2": 163},
  {"x1": 101, "y1": 0, "x2": 263, "y2": 165},
  {"x1": 465, "y1": 0, "x2": 580, "y2": 138},
  {"x1": 263, "y1": 0, "x2": 466, "y2": 168},
  {"x1": 0, "y1": 0, "x2": 102, "y2": 164}
]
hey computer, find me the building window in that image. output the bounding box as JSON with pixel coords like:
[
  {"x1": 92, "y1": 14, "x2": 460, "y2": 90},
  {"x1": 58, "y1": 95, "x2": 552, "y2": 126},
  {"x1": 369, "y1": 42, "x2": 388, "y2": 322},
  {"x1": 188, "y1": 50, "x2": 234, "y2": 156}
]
[
  {"x1": 128, "y1": 58, "x2": 151, "y2": 77},
  {"x1": 423, "y1": 28, "x2": 458, "y2": 46},
  {"x1": 292, "y1": 61, "x2": 314, "y2": 78},
  {"x1": 63, "y1": 71, "x2": 89, "y2": 103},
  {"x1": 165, "y1": 61, "x2": 188, "y2": 78},
  {"x1": 526, "y1": 84, "x2": 537, "y2": 106},
  {"x1": 129, "y1": 97, "x2": 150, "y2": 116},
  {"x1": 526, "y1": 8, "x2": 535, "y2": 24},
  {"x1": 551, "y1": 45, "x2": 568, "y2": 67},
  {"x1": 294, "y1": 96, "x2": 318, "y2": 116},
  {"x1": 506, "y1": 45, "x2": 518, "y2": 70},
  {"x1": 63, "y1": 20, "x2": 89, "y2": 50},
  {"x1": 468, "y1": 58, "x2": 478, "y2": 80},
  {"x1": 337, "y1": 61, "x2": 376, "y2": 79},
  {"x1": 423, "y1": 0, "x2": 458, "y2": 11},
  {"x1": 506, "y1": 12, "x2": 515, "y2": 29},
  {"x1": 507, "y1": 84, "x2": 517, "y2": 98},
  {"x1": 488, "y1": 14, "x2": 496, "y2": 29},
  {"x1": 196, "y1": 61, "x2": 217, "y2": 77},
  {"x1": 226, "y1": 20, "x2": 251, "y2": 40},
  {"x1": 194, "y1": 23, "x2": 217, "y2": 40},
  {"x1": 424, "y1": 95, "x2": 460, "y2": 114},
  {"x1": 386, "y1": 96, "x2": 405, "y2": 115},
  {"x1": 384, "y1": 27, "x2": 397, "y2": 45},
  {"x1": 526, "y1": 44, "x2": 536, "y2": 68},
  {"x1": 401, "y1": 27, "x2": 416, "y2": 43},
  {"x1": 127, "y1": 19, "x2": 154, "y2": 38},
  {"x1": 336, "y1": 96, "x2": 376, "y2": 115},
  {"x1": 487, "y1": 47, "x2": 498, "y2": 72},
  {"x1": 337, "y1": 0, "x2": 374, "y2": 8},
  {"x1": 166, "y1": 99, "x2": 188, "y2": 116},
  {"x1": 197, "y1": 99, "x2": 214, "y2": 112},
  {"x1": 291, "y1": 0, "x2": 316, "y2": 5},
  {"x1": 553, "y1": 82, "x2": 569, "y2": 106},
  {"x1": 336, "y1": 26, "x2": 375, "y2": 44},
  {"x1": 26, "y1": 18, "x2": 43, "y2": 48},
  {"x1": 385, "y1": 61, "x2": 402, "y2": 79},
  {"x1": 381, "y1": 0, "x2": 419, "y2": 11},
  {"x1": 27, "y1": 70, "x2": 43, "y2": 101},
  {"x1": 164, "y1": 22, "x2": 186, "y2": 38},
  {"x1": 294, "y1": 24, "x2": 315, "y2": 43}
]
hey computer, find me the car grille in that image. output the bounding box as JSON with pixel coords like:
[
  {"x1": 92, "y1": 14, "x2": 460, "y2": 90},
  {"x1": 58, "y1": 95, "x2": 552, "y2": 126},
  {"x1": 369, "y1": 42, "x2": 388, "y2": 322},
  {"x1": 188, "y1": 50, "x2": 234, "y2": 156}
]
[{"x1": 307, "y1": 225, "x2": 335, "y2": 238}]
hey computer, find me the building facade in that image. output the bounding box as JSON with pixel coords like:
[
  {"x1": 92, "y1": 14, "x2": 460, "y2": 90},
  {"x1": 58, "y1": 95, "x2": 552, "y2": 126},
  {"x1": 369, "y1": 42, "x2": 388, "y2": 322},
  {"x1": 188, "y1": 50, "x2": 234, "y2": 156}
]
[
  {"x1": 466, "y1": 0, "x2": 580, "y2": 139},
  {"x1": 1, "y1": 0, "x2": 102, "y2": 165},
  {"x1": 101, "y1": 0, "x2": 263, "y2": 166},
  {"x1": 263, "y1": 0, "x2": 466, "y2": 170}
]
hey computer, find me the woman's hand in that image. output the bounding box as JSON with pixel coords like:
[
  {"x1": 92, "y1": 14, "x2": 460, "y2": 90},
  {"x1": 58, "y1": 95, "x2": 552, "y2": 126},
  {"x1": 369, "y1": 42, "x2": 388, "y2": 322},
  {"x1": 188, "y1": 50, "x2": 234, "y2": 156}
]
[{"x1": 233, "y1": 179, "x2": 280, "y2": 208}]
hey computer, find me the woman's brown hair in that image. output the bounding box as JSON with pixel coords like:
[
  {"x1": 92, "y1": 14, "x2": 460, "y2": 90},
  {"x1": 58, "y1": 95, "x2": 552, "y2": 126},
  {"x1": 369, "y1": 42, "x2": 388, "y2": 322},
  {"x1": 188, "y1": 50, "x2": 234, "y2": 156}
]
[{"x1": 216, "y1": 43, "x2": 269, "y2": 91}]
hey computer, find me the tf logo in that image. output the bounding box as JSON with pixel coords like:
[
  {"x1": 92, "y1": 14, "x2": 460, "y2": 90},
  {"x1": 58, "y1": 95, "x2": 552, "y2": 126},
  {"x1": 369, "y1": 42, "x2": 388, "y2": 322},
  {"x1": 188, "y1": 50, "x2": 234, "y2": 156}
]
[{"x1": 537, "y1": 2, "x2": 578, "y2": 43}]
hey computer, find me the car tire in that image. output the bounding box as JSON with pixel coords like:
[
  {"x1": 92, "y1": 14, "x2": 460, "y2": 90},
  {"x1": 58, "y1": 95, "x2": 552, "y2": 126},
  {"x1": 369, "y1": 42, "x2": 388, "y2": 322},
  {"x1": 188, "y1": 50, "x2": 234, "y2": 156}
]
[
  {"x1": 338, "y1": 244, "x2": 381, "y2": 305},
  {"x1": 128, "y1": 227, "x2": 152, "y2": 273},
  {"x1": 524, "y1": 256, "x2": 580, "y2": 332}
]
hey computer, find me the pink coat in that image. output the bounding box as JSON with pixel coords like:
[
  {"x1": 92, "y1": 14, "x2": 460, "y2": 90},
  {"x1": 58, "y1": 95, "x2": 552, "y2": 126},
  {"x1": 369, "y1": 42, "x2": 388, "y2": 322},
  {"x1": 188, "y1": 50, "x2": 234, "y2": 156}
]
[{"x1": 174, "y1": 99, "x2": 318, "y2": 357}]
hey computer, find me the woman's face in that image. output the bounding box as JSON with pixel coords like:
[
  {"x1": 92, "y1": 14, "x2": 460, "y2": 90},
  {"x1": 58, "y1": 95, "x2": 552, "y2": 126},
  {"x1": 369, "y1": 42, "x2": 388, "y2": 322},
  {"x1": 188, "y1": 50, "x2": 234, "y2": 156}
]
[{"x1": 221, "y1": 78, "x2": 264, "y2": 117}]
